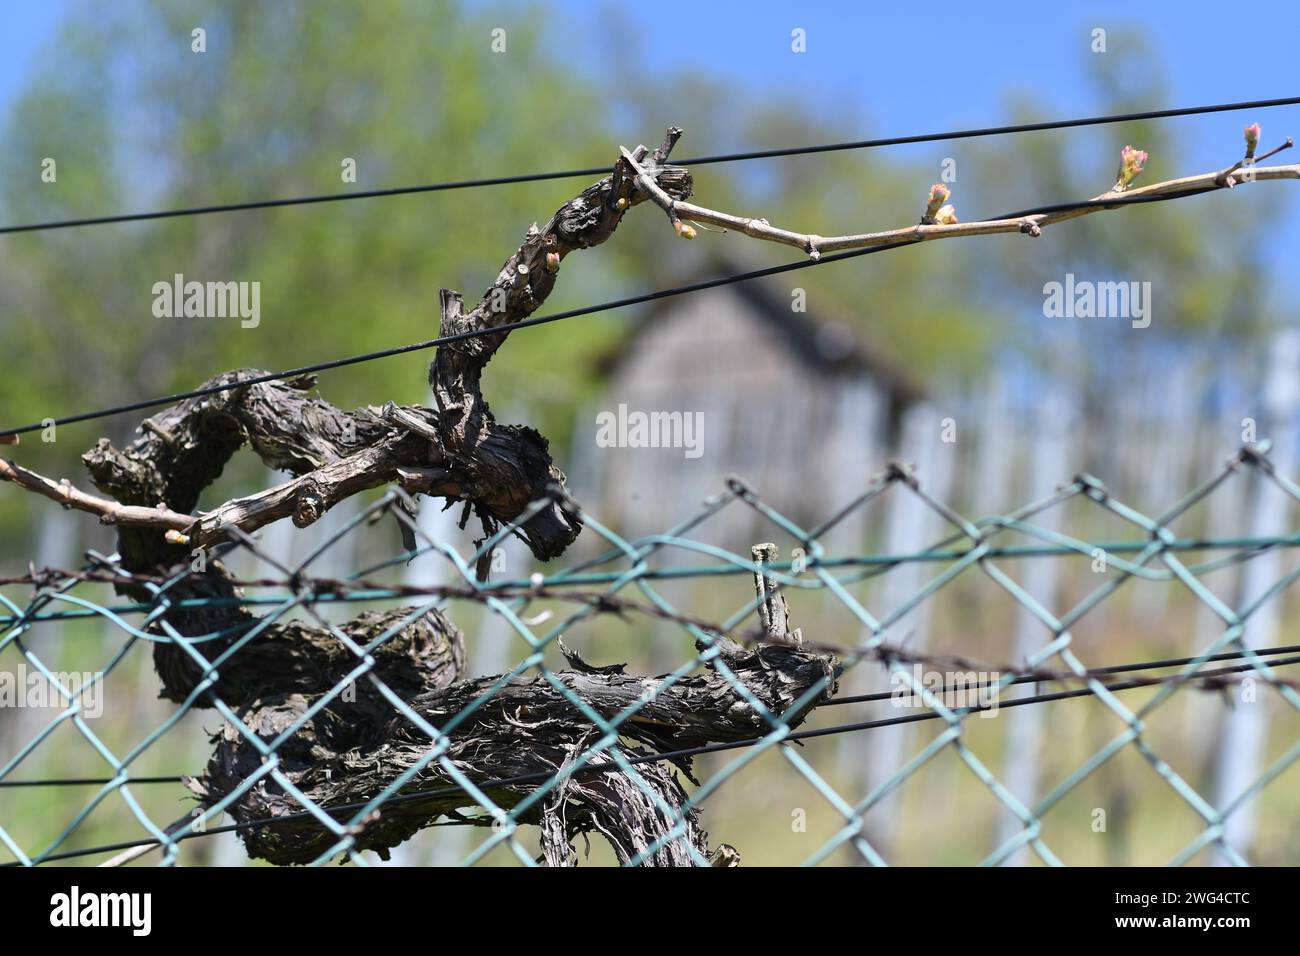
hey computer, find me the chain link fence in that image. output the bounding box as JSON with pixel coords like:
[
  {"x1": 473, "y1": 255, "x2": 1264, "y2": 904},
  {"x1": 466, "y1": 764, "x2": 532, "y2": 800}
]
[{"x1": 3, "y1": 443, "x2": 1300, "y2": 866}]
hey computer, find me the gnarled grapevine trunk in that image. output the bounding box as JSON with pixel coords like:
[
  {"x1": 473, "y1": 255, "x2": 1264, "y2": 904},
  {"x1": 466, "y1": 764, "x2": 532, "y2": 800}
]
[
  {"x1": 189, "y1": 637, "x2": 836, "y2": 865},
  {"x1": 8, "y1": 131, "x2": 842, "y2": 865}
]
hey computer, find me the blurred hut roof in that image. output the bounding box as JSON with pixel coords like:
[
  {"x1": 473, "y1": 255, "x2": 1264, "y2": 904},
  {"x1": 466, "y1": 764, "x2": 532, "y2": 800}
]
[{"x1": 593, "y1": 251, "x2": 925, "y2": 406}]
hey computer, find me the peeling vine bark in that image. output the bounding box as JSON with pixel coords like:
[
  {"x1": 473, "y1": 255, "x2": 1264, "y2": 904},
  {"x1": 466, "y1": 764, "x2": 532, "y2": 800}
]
[{"x1": 188, "y1": 636, "x2": 836, "y2": 865}]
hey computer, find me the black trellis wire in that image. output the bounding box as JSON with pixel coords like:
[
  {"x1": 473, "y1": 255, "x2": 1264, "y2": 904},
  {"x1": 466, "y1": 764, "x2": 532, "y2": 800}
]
[
  {"x1": 2, "y1": 94, "x2": 1295, "y2": 237},
  {"x1": 0, "y1": 179, "x2": 1272, "y2": 441}
]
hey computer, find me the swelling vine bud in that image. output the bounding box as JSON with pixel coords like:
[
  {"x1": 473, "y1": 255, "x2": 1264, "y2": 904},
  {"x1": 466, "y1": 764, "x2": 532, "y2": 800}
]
[
  {"x1": 674, "y1": 220, "x2": 697, "y2": 239},
  {"x1": 1244, "y1": 122, "x2": 1261, "y2": 159},
  {"x1": 925, "y1": 183, "x2": 951, "y2": 220},
  {"x1": 934, "y1": 204, "x2": 958, "y2": 225},
  {"x1": 1115, "y1": 145, "x2": 1148, "y2": 190}
]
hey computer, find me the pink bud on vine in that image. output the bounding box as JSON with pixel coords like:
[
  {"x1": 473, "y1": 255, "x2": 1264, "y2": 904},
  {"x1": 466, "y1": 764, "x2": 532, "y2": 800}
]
[
  {"x1": 1244, "y1": 123, "x2": 1261, "y2": 159},
  {"x1": 1115, "y1": 145, "x2": 1148, "y2": 190},
  {"x1": 925, "y1": 183, "x2": 951, "y2": 220}
]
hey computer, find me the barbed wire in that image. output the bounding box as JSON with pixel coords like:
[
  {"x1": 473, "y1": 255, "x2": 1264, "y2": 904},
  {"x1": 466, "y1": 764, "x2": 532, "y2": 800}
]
[
  {"x1": 10, "y1": 650, "x2": 1299, "y2": 867},
  {"x1": 3, "y1": 444, "x2": 1300, "y2": 866},
  {"x1": 6, "y1": 640, "x2": 1300, "y2": 791}
]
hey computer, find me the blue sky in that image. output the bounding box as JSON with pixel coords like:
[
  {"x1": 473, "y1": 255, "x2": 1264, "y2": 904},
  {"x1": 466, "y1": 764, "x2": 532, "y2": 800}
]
[
  {"x1": 557, "y1": 0, "x2": 1300, "y2": 281},
  {"x1": 0, "y1": 3, "x2": 69, "y2": 110},
  {"x1": 5, "y1": 2, "x2": 1298, "y2": 165},
  {"x1": 2, "y1": 1, "x2": 1298, "y2": 281},
  {"x1": 559, "y1": 0, "x2": 1298, "y2": 135}
]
